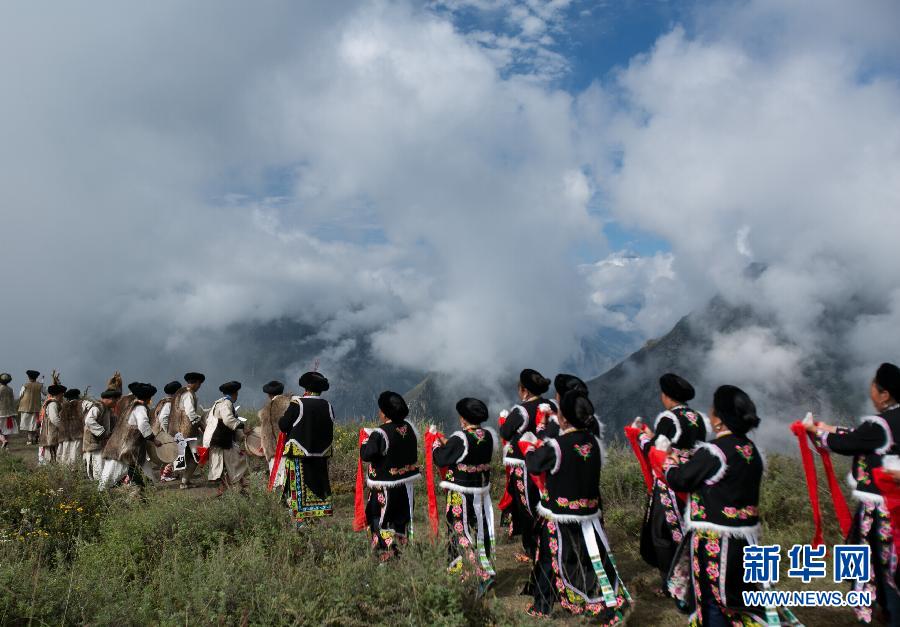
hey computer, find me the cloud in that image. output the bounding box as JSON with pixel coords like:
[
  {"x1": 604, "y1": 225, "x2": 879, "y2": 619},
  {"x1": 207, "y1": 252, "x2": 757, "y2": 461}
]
[
  {"x1": 0, "y1": 0, "x2": 606, "y2": 398},
  {"x1": 585, "y1": 0, "x2": 900, "y2": 408}
]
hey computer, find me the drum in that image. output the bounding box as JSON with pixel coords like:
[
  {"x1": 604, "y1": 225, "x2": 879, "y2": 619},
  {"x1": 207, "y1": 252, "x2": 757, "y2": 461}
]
[
  {"x1": 244, "y1": 426, "x2": 266, "y2": 457},
  {"x1": 148, "y1": 431, "x2": 179, "y2": 465}
]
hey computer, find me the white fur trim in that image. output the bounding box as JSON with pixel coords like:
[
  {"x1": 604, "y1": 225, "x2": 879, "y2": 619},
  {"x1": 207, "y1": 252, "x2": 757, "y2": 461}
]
[
  {"x1": 439, "y1": 481, "x2": 490, "y2": 495},
  {"x1": 694, "y1": 442, "x2": 727, "y2": 485},
  {"x1": 883, "y1": 455, "x2": 900, "y2": 471},
  {"x1": 511, "y1": 405, "x2": 529, "y2": 434},
  {"x1": 503, "y1": 456, "x2": 526, "y2": 467},
  {"x1": 699, "y1": 411, "x2": 713, "y2": 441},
  {"x1": 536, "y1": 503, "x2": 602, "y2": 524},
  {"x1": 483, "y1": 426, "x2": 500, "y2": 458},
  {"x1": 371, "y1": 428, "x2": 389, "y2": 455},
  {"x1": 448, "y1": 431, "x2": 468, "y2": 464},
  {"x1": 547, "y1": 439, "x2": 562, "y2": 475},
  {"x1": 499, "y1": 409, "x2": 509, "y2": 419},
  {"x1": 846, "y1": 471, "x2": 858, "y2": 490},
  {"x1": 366, "y1": 472, "x2": 421, "y2": 489},
  {"x1": 289, "y1": 396, "x2": 304, "y2": 429},
  {"x1": 655, "y1": 435, "x2": 672, "y2": 453},
  {"x1": 684, "y1": 517, "x2": 761, "y2": 543},
  {"x1": 860, "y1": 415, "x2": 893, "y2": 455},
  {"x1": 852, "y1": 490, "x2": 885, "y2": 504},
  {"x1": 655, "y1": 410, "x2": 682, "y2": 445}
]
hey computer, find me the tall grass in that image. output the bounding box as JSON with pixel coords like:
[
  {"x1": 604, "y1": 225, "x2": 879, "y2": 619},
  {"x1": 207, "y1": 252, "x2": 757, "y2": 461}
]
[{"x1": 0, "y1": 425, "x2": 851, "y2": 625}]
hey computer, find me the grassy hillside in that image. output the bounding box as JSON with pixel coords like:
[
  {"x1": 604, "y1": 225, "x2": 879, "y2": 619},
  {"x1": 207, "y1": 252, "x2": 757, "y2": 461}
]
[{"x1": 0, "y1": 424, "x2": 861, "y2": 626}]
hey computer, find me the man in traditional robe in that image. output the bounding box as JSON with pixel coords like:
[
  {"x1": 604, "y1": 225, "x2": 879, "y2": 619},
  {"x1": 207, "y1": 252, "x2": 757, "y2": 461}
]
[
  {"x1": 152, "y1": 380, "x2": 181, "y2": 434},
  {"x1": 0, "y1": 373, "x2": 16, "y2": 449},
  {"x1": 167, "y1": 372, "x2": 205, "y2": 489},
  {"x1": 278, "y1": 372, "x2": 335, "y2": 525},
  {"x1": 56, "y1": 388, "x2": 84, "y2": 465},
  {"x1": 202, "y1": 380, "x2": 249, "y2": 495},
  {"x1": 99, "y1": 382, "x2": 161, "y2": 490},
  {"x1": 17, "y1": 370, "x2": 44, "y2": 445},
  {"x1": 258, "y1": 380, "x2": 291, "y2": 471},
  {"x1": 38, "y1": 383, "x2": 66, "y2": 464},
  {"x1": 83, "y1": 388, "x2": 119, "y2": 481}
]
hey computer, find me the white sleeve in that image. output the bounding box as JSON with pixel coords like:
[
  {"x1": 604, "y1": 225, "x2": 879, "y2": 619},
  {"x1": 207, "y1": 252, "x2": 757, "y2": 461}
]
[
  {"x1": 18, "y1": 385, "x2": 25, "y2": 398},
  {"x1": 219, "y1": 400, "x2": 242, "y2": 430},
  {"x1": 134, "y1": 405, "x2": 153, "y2": 438},
  {"x1": 47, "y1": 402, "x2": 61, "y2": 425},
  {"x1": 159, "y1": 402, "x2": 172, "y2": 431},
  {"x1": 183, "y1": 394, "x2": 201, "y2": 423},
  {"x1": 84, "y1": 404, "x2": 105, "y2": 437}
]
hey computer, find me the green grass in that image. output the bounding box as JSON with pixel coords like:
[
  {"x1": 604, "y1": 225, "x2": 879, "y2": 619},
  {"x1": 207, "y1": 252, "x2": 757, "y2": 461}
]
[{"x1": 0, "y1": 427, "x2": 858, "y2": 626}]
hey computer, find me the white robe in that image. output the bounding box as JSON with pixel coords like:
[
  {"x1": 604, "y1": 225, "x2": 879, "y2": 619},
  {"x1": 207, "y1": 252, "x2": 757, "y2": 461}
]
[{"x1": 202, "y1": 397, "x2": 248, "y2": 482}]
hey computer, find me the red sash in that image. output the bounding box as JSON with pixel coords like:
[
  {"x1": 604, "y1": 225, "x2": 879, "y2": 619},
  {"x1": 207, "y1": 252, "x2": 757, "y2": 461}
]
[
  {"x1": 266, "y1": 432, "x2": 286, "y2": 491},
  {"x1": 353, "y1": 428, "x2": 369, "y2": 532},
  {"x1": 624, "y1": 425, "x2": 653, "y2": 493},
  {"x1": 790, "y1": 421, "x2": 852, "y2": 546},
  {"x1": 424, "y1": 430, "x2": 445, "y2": 539},
  {"x1": 497, "y1": 412, "x2": 513, "y2": 512}
]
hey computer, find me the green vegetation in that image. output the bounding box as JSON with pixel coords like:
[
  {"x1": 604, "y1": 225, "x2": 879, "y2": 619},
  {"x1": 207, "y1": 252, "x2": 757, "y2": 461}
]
[{"x1": 0, "y1": 428, "x2": 857, "y2": 626}]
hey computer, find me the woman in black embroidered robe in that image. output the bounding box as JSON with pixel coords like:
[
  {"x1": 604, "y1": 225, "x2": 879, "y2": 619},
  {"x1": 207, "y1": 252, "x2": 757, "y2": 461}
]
[
  {"x1": 360, "y1": 391, "x2": 420, "y2": 560},
  {"x1": 432, "y1": 397, "x2": 498, "y2": 589},
  {"x1": 663, "y1": 385, "x2": 767, "y2": 626},
  {"x1": 523, "y1": 390, "x2": 632, "y2": 624},
  {"x1": 278, "y1": 372, "x2": 335, "y2": 525},
  {"x1": 805, "y1": 362, "x2": 900, "y2": 624},
  {"x1": 638, "y1": 373, "x2": 709, "y2": 596}
]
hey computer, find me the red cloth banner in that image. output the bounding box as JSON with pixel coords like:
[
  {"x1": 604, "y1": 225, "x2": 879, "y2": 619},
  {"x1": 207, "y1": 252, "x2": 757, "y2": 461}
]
[
  {"x1": 790, "y1": 421, "x2": 824, "y2": 547},
  {"x1": 424, "y1": 430, "x2": 445, "y2": 540},
  {"x1": 267, "y1": 432, "x2": 286, "y2": 492},
  {"x1": 624, "y1": 425, "x2": 653, "y2": 493},
  {"x1": 813, "y1": 439, "x2": 852, "y2": 538},
  {"x1": 353, "y1": 428, "x2": 369, "y2": 532}
]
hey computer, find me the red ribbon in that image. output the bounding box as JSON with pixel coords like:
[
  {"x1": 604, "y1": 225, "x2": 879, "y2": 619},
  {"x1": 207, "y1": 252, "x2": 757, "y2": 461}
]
[
  {"x1": 498, "y1": 466, "x2": 513, "y2": 512},
  {"x1": 873, "y1": 468, "x2": 900, "y2": 555},
  {"x1": 196, "y1": 446, "x2": 209, "y2": 466},
  {"x1": 517, "y1": 439, "x2": 546, "y2": 495},
  {"x1": 353, "y1": 428, "x2": 369, "y2": 532},
  {"x1": 813, "y1": 438, "x2": 852, "y2": 538},
  {"x1": 267, "y1": 432, "x2": 286, "y2": 491},
  {"x1": 624, "y1": 425, "x2": 653, "y2": 493},
  {"x1": 790, "y1": 421, "x2": 825, "y2": 547},
  {"x1": 424, "y1": 430, "x2": 445, "y2": 540}
]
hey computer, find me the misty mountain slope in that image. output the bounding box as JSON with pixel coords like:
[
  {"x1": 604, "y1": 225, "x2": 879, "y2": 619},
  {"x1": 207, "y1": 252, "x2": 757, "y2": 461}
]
[{"x1": 586, "y1": 296, "x2": 864, "y2": 443}]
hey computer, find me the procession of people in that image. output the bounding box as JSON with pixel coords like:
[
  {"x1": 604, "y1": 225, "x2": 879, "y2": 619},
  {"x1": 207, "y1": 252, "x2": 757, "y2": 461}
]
[{"x1": 1, "y1": 362, "x2": 899, "y2": 626}]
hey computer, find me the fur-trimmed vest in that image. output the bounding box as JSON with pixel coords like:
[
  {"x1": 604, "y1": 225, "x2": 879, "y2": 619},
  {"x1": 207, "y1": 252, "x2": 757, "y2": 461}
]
[
  {"x1": 82, "y1": 401, "x2": 113, "y2": 453},
  {"x1": 686, "y1": 435, "x2": 763, "y2": 540},
  {"x1": 58, "y1": 398, "x2": 85, "y2": 442},
  {"x1": 440, "y1": 427, "x2": 497, "y2": 493},
  {"x1": 38, "y1": 399, "x2": 61, "y2": 447},
  {"x1": 151, "y1": 397, "x2": 172, "y2": 434},
  {"x1": 366, "y1": 420, "x2": 420, "y2": 487},
  {"x1": 17, "y1": 381, "x2": 43, "y2": 414},
  {"x1": 102, "y1": 397, "x2": 145, "y2": 463},
  {"x1": 167, "y1": 387, "x2": 200, "y2": 438},
  {"x1": 538, "y1": 429, "x2": 603, "y2": 522},
  {"x1": 259, "y1": 394, "x2": 291, "y2": 459},
  {"x1": 655, "y1": 405, "x2": 709, "y2": 450},
  {"x1": 0, "y1": 384, "x2": 16, "y2": 417},
  {"x1": 846, "y1": 407, "x2": 900, "y2": 502}
]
